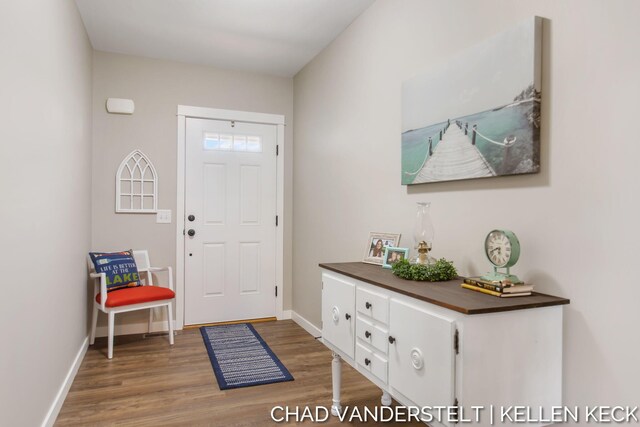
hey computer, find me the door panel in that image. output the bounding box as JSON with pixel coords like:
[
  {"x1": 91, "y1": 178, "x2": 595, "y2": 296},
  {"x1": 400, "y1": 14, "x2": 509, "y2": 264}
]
[
  {"x1": 203, "y1": 243, "x2": 225, "y2": 296},
  {"x1": 240, "y1": 165, "x2": 260, "y2": 224},
  {"x1": 185, "y1": 117, "x2": 277, "y2": 325},
  {"x1": 239, "y1": 242, "x2": 260, "y2": 294},
  {"x1": 203, "y1": 164, "x2": 226, "y2": 224}
]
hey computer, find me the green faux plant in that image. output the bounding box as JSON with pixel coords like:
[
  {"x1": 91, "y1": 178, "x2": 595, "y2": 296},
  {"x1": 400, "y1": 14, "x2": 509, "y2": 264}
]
[{"x1": 391, "y1": 258, "x2": 458, "y2": 282}]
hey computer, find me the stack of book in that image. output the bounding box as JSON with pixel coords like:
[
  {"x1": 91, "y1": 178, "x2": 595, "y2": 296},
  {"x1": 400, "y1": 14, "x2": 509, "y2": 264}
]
[{"x1": 461, "y1": 277, "x2": 534, "y2": 298}]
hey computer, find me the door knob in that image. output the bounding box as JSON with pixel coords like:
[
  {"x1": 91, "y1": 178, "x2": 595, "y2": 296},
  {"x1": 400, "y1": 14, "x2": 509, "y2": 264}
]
[
  {"x1": 345, "y1": 313, "x2": 351, "y2": 320},
  {"x1": 365, "y1": 302, "x2": 372, "y2": 309},
  {"x1": 364, "y1": 358, "x2": 371, "y2": 366},
  {"x1": 188, "y1": 215, "x2": 195, "y2": 222},
  {"x1": 365, "y1": 331, "x2": 371, "y2": 338},
  {"x1": 187, "y1": 229, "x2": 196, "y2": 237},
  {"x1": 388, "y1": 336, "x2": 396, "y2": 344}
]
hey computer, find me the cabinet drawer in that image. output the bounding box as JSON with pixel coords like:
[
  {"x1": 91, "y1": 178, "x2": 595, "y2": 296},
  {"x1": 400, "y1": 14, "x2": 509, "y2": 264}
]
[
  {"x1": 356, "y1": 286, "x2": 389, "y2": 324},
  {"x1": 356, "y1": 343, "x2": 387, "y2": 384},
  {"x1": 356, "y1": 316, "x2": 388, "y2": 354}
]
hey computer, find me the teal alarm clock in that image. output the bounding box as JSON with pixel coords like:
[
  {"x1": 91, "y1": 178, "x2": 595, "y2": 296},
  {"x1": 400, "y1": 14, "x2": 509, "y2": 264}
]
[{"x1": 481, "y1": 229, "x2": 522, "y2": 283}]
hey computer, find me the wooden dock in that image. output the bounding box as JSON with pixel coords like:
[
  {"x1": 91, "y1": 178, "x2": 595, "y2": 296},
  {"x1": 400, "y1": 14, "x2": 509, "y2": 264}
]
[{"x1": 414, "y1": 123, "x2": 495, "y2": 183}]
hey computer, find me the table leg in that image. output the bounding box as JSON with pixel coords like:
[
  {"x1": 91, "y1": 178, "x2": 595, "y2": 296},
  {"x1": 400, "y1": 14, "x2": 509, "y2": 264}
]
[
  {"x1": 331, "y1": 352, "x2": 342, "y2": 416},
  {"x1": 381, "y1": 390, "x2": 392, "y2": 406}
]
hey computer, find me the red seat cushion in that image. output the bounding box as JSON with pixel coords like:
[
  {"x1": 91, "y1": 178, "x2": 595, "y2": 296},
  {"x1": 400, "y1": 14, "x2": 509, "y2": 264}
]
[{"x1": 96, "y1": 286, "x2": 175, "y2": 308}]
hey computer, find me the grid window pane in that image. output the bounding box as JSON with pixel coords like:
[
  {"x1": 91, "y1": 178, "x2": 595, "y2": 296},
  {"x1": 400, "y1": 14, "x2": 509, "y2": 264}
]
[
  {"x1": 204, "y1": 132, "x2": 262, "y2": 153},
  {"x1": 233, "y1": 135, "x2": 247, "y2": 151},
  {"x1": 247, "y1": 136, "x2": 262, "y2": 152}
]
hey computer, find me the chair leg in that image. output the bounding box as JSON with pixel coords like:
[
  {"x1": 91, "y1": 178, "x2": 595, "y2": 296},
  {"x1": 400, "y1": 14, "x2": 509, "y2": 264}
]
[
  {"x1": 167, "y1": 303, "x2": 174, "y2": 345},
  {"x1": 107, "y1": 312, "x2": 115, "y2": 359},
  {"x1": 90, "y1": 305, "x2": 99, "y2": 345},
  {"x1": 148, "y1": 308, "x2": 154, "y2": 336}
]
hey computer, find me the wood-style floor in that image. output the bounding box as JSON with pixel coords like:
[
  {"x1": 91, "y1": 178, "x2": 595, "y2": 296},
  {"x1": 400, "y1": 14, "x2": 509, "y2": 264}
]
[{"x1": 56, "y1": 320, "x2": 421, "y2": 426}]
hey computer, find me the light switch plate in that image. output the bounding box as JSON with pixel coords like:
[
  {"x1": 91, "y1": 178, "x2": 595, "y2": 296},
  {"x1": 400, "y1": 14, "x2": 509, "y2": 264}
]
[{"x1": 156, "y1": 209, "x2": 172, "y2": 224}]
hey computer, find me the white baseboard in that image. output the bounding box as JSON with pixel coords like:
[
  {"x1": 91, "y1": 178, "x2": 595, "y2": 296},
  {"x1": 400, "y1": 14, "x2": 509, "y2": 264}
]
[
  {"x1": 94, "y1": 320, "x2": 174, "y2": 338},
  {"x1": 42, "y1": 336, "x2": 88, "y2": 427},
  {"x1": 291, "y1": 311, "x2": 321, "y2": 338},
  {"x1": 95, "y1": 311, "x2": 291, "y2": 337}
]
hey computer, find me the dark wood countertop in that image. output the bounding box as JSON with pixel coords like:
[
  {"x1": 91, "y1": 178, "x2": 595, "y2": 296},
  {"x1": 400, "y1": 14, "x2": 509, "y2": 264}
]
[{"x1": 319, "y1": 262, "x2": 569, "y2": 315}]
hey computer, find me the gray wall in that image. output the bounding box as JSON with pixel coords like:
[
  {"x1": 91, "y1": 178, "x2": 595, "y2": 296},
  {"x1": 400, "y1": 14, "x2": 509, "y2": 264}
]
[
  {"x1": 293, "y1": 0, "x2": 639, "y2": 409},
  {"x1": 0, "y1": 1, "x2": 93, "y2": 425},
  {"x1": 92, "y1": 51, "x2": 294, "y2": 332}
]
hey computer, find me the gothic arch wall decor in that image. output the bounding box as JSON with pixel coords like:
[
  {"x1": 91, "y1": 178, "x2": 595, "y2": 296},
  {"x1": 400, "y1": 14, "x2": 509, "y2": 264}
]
[{"x1": 115, "y1": 149, "x2": 158, "y2": 213}]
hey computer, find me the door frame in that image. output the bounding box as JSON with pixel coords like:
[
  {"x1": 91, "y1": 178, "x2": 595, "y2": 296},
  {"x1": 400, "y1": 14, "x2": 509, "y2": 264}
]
[{"x1": 175, "y1": 105, "x2": 286, "y2": 330}]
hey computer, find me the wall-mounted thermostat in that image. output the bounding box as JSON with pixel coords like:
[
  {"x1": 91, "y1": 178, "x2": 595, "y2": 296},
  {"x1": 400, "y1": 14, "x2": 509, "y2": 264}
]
[{"x1": 106, "y1": 98, "x2": 135, "y2": 115}]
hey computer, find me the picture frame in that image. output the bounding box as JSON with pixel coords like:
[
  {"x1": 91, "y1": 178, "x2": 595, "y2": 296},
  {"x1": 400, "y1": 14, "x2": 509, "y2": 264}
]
[
  {"x1": 363, "y1": 232, "x2": 401, "y2": 265},
  {"x1": 382, "y1": 247, "x2": 410, "y2": 269}
]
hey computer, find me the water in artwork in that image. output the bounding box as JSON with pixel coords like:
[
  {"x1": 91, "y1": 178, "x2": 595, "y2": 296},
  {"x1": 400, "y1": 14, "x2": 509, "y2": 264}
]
[{"x1": 401, "y1": 93, "x2": 540, "y2": 185}]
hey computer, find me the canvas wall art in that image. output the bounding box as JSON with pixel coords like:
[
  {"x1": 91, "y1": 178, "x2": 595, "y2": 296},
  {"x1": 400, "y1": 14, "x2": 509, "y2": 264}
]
[{"x1": 401, "y1": 16, "x2": 542, "y2": 185}]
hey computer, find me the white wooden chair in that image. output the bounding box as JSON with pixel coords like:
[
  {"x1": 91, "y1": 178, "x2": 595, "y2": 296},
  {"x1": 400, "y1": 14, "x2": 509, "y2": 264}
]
[{"x1": 88, "y1": 250, "x2": 175, "y2": 359}]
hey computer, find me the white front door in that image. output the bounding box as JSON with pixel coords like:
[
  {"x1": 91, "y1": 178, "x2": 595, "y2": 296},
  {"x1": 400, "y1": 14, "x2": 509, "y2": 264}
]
[{"x1": 184, "y1": 117, "x2": 277, "y2": 325}]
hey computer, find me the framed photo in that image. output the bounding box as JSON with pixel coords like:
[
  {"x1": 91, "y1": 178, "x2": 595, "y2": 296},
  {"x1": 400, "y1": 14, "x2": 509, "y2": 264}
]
[
  {"x1": 382, "y1": 247, "x2": 410, "y2": 269},
  {"x1": 363, "y1": 232, "x2": 401, "y2": 265}
]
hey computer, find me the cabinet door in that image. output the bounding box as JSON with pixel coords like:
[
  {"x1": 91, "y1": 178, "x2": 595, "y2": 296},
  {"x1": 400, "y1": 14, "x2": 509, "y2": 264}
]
[
  {"x1": 321, "y1": 273, "x2": 355, "y2": 358},
  {"x1": 389, "y1": 298, "x2": 455, "y2": 416}
]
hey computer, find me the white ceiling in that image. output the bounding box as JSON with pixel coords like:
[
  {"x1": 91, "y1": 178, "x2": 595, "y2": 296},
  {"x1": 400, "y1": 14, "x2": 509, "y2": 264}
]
[{"x1": 75, "y1": 0, "x2": 375, "y2": 77}]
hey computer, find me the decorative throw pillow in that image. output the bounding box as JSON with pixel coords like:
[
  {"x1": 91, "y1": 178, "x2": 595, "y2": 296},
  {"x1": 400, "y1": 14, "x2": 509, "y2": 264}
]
[{"x1": 89, "y1": 249, "x2": 141, "y2": 292}]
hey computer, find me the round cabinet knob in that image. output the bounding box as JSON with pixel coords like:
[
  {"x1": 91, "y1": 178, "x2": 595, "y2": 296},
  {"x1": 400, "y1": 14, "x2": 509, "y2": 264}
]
[
  {"x1": 331, "y1": 306, "x2": 340, "y2": 322},
  {"x1": 188, "y1": 214, "x2": 195, "y2": 222},
  {"x1": 388, "y1": 336, "x2": 396, "y2": 344},
  {"x1": 365, "y1": 331, "x2": 371, "y2": 338},
  {"x1": 187, "y1": 229, "x2": 196, "y2": 237},
  {"x1": 365, "y1": 302, "x2": 372, "y2": 309},
  {"x1": 364, "y1": 358, "x2": 371, "y2": 366},
  {"x1": 410, "y1": 348, "x2": 424, "y2": 370},
  {"x1": 345, "y1": 313, "x2": 351, "y2": 320}
]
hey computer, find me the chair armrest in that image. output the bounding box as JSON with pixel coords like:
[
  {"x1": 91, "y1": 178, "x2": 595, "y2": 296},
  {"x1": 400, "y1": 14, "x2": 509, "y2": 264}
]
[
  {"x1": 90, "y1": 272, "x2": 108, "y2": 311},
  {"x1": 147, "y1": 266, "x2": 174, "y2": 291}
]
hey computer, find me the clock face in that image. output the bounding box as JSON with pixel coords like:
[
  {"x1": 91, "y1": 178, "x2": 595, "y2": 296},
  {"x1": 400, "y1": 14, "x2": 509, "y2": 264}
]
[{"x1": 485, "y1": 230, "x2": 515, "y2": 267}]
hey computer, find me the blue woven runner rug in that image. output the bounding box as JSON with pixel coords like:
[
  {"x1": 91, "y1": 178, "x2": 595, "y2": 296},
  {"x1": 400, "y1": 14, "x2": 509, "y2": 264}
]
[{"x1": 200, "y1": 323, "x2": 294, "y2": 390}]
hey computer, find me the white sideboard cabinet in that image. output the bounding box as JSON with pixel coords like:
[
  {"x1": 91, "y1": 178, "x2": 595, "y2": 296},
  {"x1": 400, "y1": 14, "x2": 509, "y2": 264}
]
[{"x1": 320, "y1": 262, "x2": 569, "y2": 427}]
